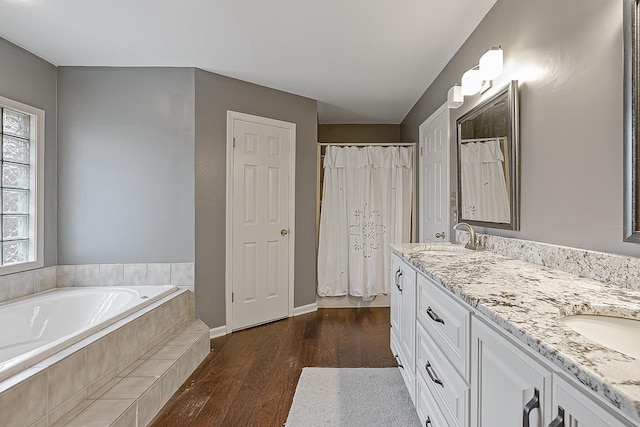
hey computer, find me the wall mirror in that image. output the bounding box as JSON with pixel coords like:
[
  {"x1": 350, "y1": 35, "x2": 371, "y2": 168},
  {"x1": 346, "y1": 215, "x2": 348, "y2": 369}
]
[
  {"x1": 456, "y1": 80, "x2": 520, "y2": 230},
  {"x1": 624, "y1": 0, "x2": 640, "y2": 242}
]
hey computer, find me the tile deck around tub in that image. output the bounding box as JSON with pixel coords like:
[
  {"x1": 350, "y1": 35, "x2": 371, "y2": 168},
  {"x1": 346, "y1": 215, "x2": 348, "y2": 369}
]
[{"x1": 55, "y1": 319, "x2": 210, "y2": 427}]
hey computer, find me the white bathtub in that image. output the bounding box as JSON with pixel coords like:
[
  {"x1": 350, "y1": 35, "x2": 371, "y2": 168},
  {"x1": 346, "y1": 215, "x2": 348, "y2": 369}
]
[{"x1": 0, "y1": 286, "x2": 177, "y2": 383}]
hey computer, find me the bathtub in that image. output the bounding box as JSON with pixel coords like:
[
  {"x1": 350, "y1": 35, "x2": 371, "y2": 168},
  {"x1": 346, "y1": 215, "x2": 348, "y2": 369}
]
[{"x1": 0, "y1": 285, "x2": 177, "y2": 383}]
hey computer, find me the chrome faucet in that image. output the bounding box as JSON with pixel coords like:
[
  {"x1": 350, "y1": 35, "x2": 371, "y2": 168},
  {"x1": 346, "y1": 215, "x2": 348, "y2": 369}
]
[{"x1": 453, "y1": 222, "x2": 482, "y2": 251}]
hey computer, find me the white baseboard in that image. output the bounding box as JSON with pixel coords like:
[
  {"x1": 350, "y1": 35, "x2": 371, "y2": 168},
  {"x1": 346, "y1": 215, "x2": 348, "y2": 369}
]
[
  {"x1": 293, "y1": 302, "x2": 318, "y2": 316},
  {"x1": 317, "y1": 294, "x2": 390, "y2": 308},
  {"x1": 209, "y1": 325, "x2": 227, "y2": 339}
]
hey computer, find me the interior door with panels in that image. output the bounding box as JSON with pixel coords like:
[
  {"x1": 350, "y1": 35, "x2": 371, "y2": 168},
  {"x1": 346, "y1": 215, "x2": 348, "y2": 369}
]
[
  {"x1": 419, "y1": 103, "x2": 450, "y2": 243},
  {"x1": 229, "y1": 112, "x2": 294, "y2": 331}
]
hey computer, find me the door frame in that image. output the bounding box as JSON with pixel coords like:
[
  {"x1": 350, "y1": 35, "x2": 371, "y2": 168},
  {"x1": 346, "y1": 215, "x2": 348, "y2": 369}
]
[
  {"x1": 418, "y1": 102, "x2": 450, "y2": 242},
  {"x1": 225, "y1": 111, "x2": 296, "y2": 334}
]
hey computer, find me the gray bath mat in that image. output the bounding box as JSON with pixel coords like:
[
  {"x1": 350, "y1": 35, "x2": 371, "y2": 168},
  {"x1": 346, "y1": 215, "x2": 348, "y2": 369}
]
[{"x1": 286, "y1": 367, "x2": 421, "y2": 426}]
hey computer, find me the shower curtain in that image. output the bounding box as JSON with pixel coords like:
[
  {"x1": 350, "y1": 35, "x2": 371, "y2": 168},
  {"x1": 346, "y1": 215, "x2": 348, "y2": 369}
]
[
  {"x1": 459, "y1": 139, "x2": 510, "y2": 223},
  {"x1": 317, "y1": 145, "x2": 413, "y2": 298}
]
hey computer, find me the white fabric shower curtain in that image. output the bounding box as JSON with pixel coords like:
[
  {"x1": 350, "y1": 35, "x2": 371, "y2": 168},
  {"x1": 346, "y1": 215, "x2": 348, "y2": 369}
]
[
  {"x1": 317, "y1": 145, "x2": 413, "y2": 298},
  {"x1": 459, "y1": 139, "x2": 510, "y2": 223}
]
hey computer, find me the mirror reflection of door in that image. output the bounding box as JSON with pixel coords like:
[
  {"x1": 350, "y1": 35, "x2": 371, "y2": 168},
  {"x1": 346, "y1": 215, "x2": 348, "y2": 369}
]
[{"x1": 456, "y1": 81, "x2": 520, "y2": 230}]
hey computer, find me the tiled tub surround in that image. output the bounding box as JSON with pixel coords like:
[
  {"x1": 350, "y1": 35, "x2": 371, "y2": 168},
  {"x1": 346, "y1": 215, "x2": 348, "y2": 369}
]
[
  {"x1": 0, "y1": 262, "x2": 195, "y2": 308},
  {"x1": 456, "y1": 230, "x2": 640, "y2": 291},
  {"x1": 57, "y1": 262, "x2": 195, "y2": 292},
  {"x1": 391, "y1": 242, "x2": 640, "y2": 423},
  {"x1": 0, "y1": 266, "x2": 57, "y2": 304},
  {"x1": 0, "y1": 286, "x2": 177, "y2": 384},
  {"x1": 0, "y1": 288, "x2": 208, "y2": 427}
]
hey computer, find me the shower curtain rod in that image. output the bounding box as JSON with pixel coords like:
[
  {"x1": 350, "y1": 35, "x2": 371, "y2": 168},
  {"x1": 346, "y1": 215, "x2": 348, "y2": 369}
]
[
  {"x1": 317, "y1": 142, "x2": 415, "y2": 147},
  {"x1": 460, "y1": 136, "x2": 507, "y2": 144}
]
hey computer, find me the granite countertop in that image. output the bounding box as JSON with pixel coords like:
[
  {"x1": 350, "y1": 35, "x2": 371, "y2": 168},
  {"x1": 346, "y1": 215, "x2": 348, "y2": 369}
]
[{"x1": 390, "y1": 242, "x2": 640, "y2": 423}]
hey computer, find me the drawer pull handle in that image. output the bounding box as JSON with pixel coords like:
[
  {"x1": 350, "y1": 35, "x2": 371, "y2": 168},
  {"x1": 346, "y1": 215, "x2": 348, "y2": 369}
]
[
  {"x1": 396, "y1": 270, "x2": 403, "y2": 293},
  {"x1": 394, "y1": 353, "x2": 404, "y2": 369},
  {"x1": 426, "y1": 307, "x2": 445, "y2": 325},
  {"x1": 547, "y1": 406, "x2": 564, "y2": 427},
  {"x1": 425, "y1": 361, "x2": 443, "y2": 386},
  {"x1": 522, "y1": 388, "x2": 540, "y2": 427},
  {"x1": 425, "y1": 416, "x2": 432, "y2": 426}
]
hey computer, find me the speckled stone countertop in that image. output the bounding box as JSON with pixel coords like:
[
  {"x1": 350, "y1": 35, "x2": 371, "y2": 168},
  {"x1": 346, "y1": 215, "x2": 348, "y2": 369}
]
[{"x1": 391, "y1": 242, "x2": 640, "y2": 423}]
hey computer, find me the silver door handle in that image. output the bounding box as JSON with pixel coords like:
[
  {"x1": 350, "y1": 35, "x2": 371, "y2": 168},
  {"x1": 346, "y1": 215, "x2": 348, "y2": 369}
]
[
  {"x1": 435, "y1": 232, "x2": 446, "y2": 239},
  {"x1": 281, "y1": 229, "x2": 289, "y2": 236}
]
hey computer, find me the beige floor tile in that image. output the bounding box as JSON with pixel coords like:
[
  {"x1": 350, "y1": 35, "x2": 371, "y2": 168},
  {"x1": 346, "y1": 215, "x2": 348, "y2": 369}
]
[
  {"x1": 128, "y1": 359, "x2": 175, "y2": 378},
  {"x1": 112, "y1": 402, "x2": 137, "y2": 427},
  {"x1": 148, "y1": 344, "x2": 190, "y2": 360},
  {"x1": 164, "y1": 332, "x2": 202, "y2": 347},
  {"x1": 117, "y1": 359, "x2": 144, "y2": 378},
  {"x1": 137, "y1": 379, "x2": 162, "y2": 426},
  {"x1": 50, "y1": 399, "x2": 93, "y2": 427},
  {"x1": 102, "y1": 377, "x2": 157, "y2": 399},
  {"x1": 64, "y1": 399, "x2": 135, "y2": 427},
  {"x1": 88, "y1": 377, "x2": 122, "y2": 399}
]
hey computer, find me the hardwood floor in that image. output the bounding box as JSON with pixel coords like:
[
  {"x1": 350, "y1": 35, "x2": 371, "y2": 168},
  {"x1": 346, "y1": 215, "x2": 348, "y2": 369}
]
[{"x1": 149, "y1": 307, "x2": 396, "y2": 427}]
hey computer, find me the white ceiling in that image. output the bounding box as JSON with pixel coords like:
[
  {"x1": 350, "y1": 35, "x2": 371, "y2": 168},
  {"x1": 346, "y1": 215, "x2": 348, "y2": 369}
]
[{"x1": 0, "y1": 0, "x2": 496, "y2": 124}]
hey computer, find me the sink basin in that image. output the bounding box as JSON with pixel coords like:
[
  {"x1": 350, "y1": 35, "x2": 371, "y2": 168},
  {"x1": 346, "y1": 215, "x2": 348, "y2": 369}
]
[
  {"x1": 560, "y1": 315, "x2": 640, "y2": 359},
  {"x1": 412, "y1": 245, "x2": 471, "y2": 256}
]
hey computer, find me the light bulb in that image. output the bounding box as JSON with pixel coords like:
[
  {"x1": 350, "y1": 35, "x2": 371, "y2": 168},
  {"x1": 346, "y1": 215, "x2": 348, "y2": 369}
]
[
  {"x1": 461, "y1": 69, "x2": 482, "y2": 96},
  {"x1": 479, "y1": 48, "x2": 503, "y2": 81}
]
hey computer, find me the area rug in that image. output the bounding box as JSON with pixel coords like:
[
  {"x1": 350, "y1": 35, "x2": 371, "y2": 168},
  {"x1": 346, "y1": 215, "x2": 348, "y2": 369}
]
[{"x1": 285, "y1": 368, "x2": 421, "y2": 426}]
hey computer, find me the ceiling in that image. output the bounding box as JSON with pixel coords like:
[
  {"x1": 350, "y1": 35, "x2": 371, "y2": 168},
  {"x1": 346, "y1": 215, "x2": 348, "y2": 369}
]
[{"x1": 0, "y1": 0, "x2": 496, "y2": 124}]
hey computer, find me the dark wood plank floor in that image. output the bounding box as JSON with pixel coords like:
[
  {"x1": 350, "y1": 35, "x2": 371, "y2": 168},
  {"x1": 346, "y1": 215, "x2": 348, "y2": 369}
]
[{"x1": 149, "y1": 307, "x2": 396, "y2": 427}]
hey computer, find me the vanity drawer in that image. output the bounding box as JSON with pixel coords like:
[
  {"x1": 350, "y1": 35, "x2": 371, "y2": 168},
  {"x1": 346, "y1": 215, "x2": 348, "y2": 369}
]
[
  {"x1": 417, "y1": 372, "x2": 450, "y2": 427},
  {"x1": 417, "y1": 323, "x2": 469, "y2": 427},
  {"x1": 417, "y1": 273, "x2": 470, "y2": 381},
  {"x1": 391, "y1": 329, "x2": 415, "y2": 404}
]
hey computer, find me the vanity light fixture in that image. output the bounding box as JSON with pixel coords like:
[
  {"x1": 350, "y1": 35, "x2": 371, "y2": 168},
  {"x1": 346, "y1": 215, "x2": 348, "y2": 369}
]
[
  {"x1": 461, "y1": 68, "x2": 482, "y2": 96},
  {"x1": 447, "y1": 85, "x2": 463, "y2": 109},
  {"x1": 479, "y1": 47, "x2": 503, "y2": 81},
  {"x1": 449, "y1": 46, "x2": 504, "y2": 108}
]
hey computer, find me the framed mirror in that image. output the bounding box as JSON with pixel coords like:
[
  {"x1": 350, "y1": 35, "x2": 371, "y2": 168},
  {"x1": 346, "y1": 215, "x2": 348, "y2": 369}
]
[
  {"x1": 624, "y1": 0, "x2": 640, "y2": 242},
  {"x1": 456, "y1": 80, "x2": 520, "y2": 230}
]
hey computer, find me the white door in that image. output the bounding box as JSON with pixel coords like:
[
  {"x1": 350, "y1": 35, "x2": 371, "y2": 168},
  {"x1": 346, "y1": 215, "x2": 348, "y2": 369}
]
[
  {"x1": 419, "y1": 103, "x2": 450, "y2": 242},
  {"x1": 227, "y1": 112, "x2": 295, "y2": 331}
]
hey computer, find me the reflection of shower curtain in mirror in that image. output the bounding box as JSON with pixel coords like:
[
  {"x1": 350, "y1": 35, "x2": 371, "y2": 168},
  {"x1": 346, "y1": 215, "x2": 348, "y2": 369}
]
[
  {"x1": 317, "y1": 145, "x2": 413, "y2": 298},
  {"x1": 460, "y1": 139, "x2": 510, "y2": 223}
]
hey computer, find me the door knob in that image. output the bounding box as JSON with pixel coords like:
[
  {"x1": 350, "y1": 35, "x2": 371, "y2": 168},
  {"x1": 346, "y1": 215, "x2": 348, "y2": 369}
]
[
  {"x1": 281, "y1": 229, "x2": 289, "y2": 236},
  {"x1": 435, "y1": 232, "x2": 446, "y2": 239}
]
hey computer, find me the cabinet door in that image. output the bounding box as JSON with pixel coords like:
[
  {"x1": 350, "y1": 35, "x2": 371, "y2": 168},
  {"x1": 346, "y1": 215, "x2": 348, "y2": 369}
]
[
  {"x1": 390, "y1": 254, "x2": 401, "y2": 334},
  {"x1": 550, "y1": 374, "x2": 635, "y2": 427},
  {"x1": 471, "y1": 318, "x2": 552, "y2": 427},
  {"x1": 399, "y1": 260, "x2": 416, "y2": 370}
]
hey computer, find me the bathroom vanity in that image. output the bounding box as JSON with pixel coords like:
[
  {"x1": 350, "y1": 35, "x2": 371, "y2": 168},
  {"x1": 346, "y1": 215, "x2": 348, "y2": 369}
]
[{"x1": 390, "y1": 242, "x2": 640, "y2": 427}]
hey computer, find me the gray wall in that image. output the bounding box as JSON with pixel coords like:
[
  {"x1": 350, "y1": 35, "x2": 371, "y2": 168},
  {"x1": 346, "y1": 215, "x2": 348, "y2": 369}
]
[
  {"x1": 195, "y1": 69, "x2": 318, "y2": 328},
  {"x1": 401, "y1": 0, "x2": 640, "y2": 257},
  {"x1": 318, "y1": 124, "x2": 401, "y2": 143},
  {"x1": 57, "y1": 67, "x2": 195, "y2": 264},
  {"x1": 0, "y1": 38, "x2": 58, "y2": 267}
]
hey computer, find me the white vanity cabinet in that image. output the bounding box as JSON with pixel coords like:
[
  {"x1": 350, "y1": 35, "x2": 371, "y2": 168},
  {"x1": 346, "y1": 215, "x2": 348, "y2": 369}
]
[
  {"x1": 471, "y1": 317, "x2": 552, "y2": 427},
  {"x1": 390, "y1": 253, "x2": 416, "y2": 403},
  {"x1": 390, "y1": 249, "x2": 640, "y2": 427}
]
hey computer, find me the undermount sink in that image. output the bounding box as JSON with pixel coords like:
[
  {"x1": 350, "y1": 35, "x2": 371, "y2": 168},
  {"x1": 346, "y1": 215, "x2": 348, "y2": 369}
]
[
  {"x1": 412, "y1": 245, "x2": 471, "y2": 256},
  {"x1": 560, "y1": 314, "x2": 640, "y2": 359}
]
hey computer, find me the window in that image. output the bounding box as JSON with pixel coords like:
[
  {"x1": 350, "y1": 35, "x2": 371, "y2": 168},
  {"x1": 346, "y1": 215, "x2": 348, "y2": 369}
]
[{"x1": 0, "y1": 96, "x2": 44, "y2": 273}]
